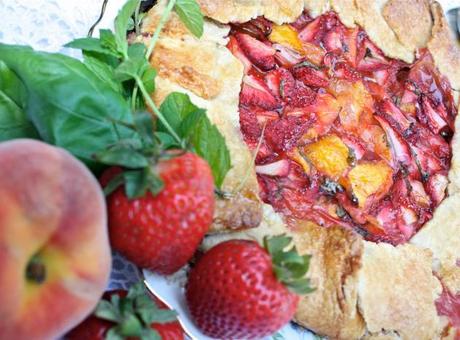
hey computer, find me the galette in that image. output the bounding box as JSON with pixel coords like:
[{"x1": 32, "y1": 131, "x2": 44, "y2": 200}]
[{"x1": 141, "y1": 0, "x2": 460, "y2": 339}]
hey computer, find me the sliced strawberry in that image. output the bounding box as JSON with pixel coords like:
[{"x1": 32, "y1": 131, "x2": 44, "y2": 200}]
[
  {"x1": 298, "y1": 16, "x2": 322, "y2": 43},
  {"x1": 255, "y1": 159, "x2": 290, "y2": 177},
  {"x1": 231, "y1": 17, "x2": 272, "y2": 41},
  {"x1": 286, "y1": 82, "x2": 317, "y2": 107},
  {"x1": 426, "y1": 173, "x2": 448, "y2": 205},
  {"x1": 236, "y1": 33, "x2": 276, "y2": 71},
  {"x1": 302, "y1": 42, "x2": 326, "y2": 66},
  {"x1": 240, "y1": 74, "x2": 279, "y2": 110},
  {"x1": 291, "y1": 11, "x2": 313, "y2": 31},
  {"x1": 255, "y1": 110, "x2": 279, "y2": 125},
  {"x1": 239, "y1": 107, "x2": 262, "y2": 145},
  {"x1": 357, "y1": 38, "x2": 390, "y2": 72},
  {"x1": 227, "y1": 35, "x2": 252, "y2": 73},
  {"x1": 273, "y1": 44, "x2": 304, "y2": 68},
  {"x1": 333, "y1": 62, "x2": 361, "y2": 81},
  {"x1": 379, "y1": 99, "x2": 413, "y2": 133},
  {"x1": 365, "y1": 80, "x2": 388, "y2": 101},
  {"x1": 408, "y1": 179, "x2": 431, "y2": 208},
  {"x1": 264, "y1": 68, "x2": 295, "y2": 98},
  {"x1": 343, "y1": 27, "x2": 359, "y2": 67},
  {"x1": 420, "y1": 96, "x2": 448, "y2": 134},
  {"x1": 265, "y1": 116, "x2": 312, "y2": 152},
  {"x1": 323, "y1": 26, "x2": 343, "y2": 53},
  {"x1": 375, "y1": 115, "x2": 418, "y2": 176},
  {"x1": 292, "y1": 63, "x2": 329, "y2": 88},
  {"x1": 373, "y1": 69, "x2": 390, "y2": 86},
  {"x1": 411, "y1": 144, "x2": 444, "y2": 177}
]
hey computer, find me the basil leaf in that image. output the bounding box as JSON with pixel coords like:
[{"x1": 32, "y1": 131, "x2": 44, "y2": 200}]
[
  {"x1": 100, "y1": 29, "x2": 120, "y2": 55},
  {"x1": 142, "y1": 67, "x2": 157, "y2": 94},
  {"x1": 155, "y1": 132, "x2": 180, "y2": 149},
  {"x1": 128, "y1": 43, "x2": 147, "y2": 59},
  {"x1": 83, "y1": 54, "x2": 122, "y2": 93},
  {"x1": 94, "y1": 145, "x2": 148, "y2": 168},
  {"x1": 182, "y1": 113, "x2": 231, "y2": 187},
  {"x1": 174, "y1": 0, "x2": 204, "y2": 38},
  {"x1": 0, "y1": 44, "x2": 136, "y2": 171},
  {"x1": 64, "y1": 37, "x2": 120, "y2": 58},
  {"x1": 0, "y1": 90, "x2": 39, "y2": 141},
  {"x1": 134, "y1": 111, "x2": 156, "y2": 148},
  {"x1": 116, "y1": 57, "x2": 149, "y2": 82},
  {"x1": 159, "y1": 92, "x2": 200, "y2": 133},
  {"x1": 114, "y1": 0, "x2": 140, "y2": 56},
  {"x1": 0, "y1": 61, "x2": 27, "y2": 107},
  {"x1": 160, "y1": 92, "x2": 231, "y2": 187}
]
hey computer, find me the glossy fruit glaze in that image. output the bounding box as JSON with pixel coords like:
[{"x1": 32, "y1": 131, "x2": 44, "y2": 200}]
[{"x1": 227, "y1": 11, "x2": 457, "y2": 245}]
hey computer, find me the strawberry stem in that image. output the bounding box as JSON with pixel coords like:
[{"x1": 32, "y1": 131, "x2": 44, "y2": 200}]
[{"x1": 264, "y1": 235, "x2": 315, "y2": 295}]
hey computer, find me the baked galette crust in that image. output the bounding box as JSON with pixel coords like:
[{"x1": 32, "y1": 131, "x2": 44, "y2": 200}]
[{"x1": 142, "y1": 1, "x2": 460, "y2": 339}]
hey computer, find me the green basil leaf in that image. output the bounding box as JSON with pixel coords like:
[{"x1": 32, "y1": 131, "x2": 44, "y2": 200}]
[
  {"x1": 134, "y1": 111, "x2": 156, "y2": 148},
  {"x1": 116, "y1": 57, "x2": 149, "y2": 82},
  {"x1": 64, "y1": 37, "x2": 121, "y2": 58},
  {"x1": 0, "y1": 44, "x2": 136, "y2": 171},
  {"x1": 100, "y1": 29, "x2": 120, "y2": 54},
  {"x1": 94, "y1": 145, "x2": 148, "y2": 168},
  {"x1": 83, "y1": 54, "x2": 122, "y2": 93},
  {"x1": 114, "y1": 0, "x2": 140, "y2": 56},
  {"x1": 0, "y1": 61, "x2": 27, "y2": 107},
  {"x1": 128, "y1": 43, "x2": 147, "y2": 59},
  {"x1": 160, "y1": 92, "x2": 231, "y2": 187},
  {"x1": 142, "y1": 67, "x2": 157, "y2": 94},
  {"x1": 95, "y1": 300, "x2": 121, "y2": 323},
  {"x1": 159, "y1": 92, "x2": 200, "y2": 133},
  {"x1": 180, "y1": 109, "x2": 231, "y2": 187},
  {"x1": 154, "y1": 132, "x2": 180, "y2": 149},
  {"x1": 174, "y1": 0, "x2": 204, "y2": 38},
  {"x1": 0, "y1": 90, "x2": 39, "y2": 141}
]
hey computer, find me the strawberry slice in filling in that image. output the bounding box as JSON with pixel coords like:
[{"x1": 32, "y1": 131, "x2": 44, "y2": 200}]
[{"x1": 229, "y1": 10, "x2": 458, "y2": 327}]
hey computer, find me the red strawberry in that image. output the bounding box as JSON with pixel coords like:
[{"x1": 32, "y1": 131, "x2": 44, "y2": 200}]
[
  {"x1": 287, "y1": 82, "x2": 317, "y2": 107},
  {"x1": 185, "y1": 235, "x2": 313, "y2": 339},
  {"x1": 240, "y1": 74, "x2": 279, "y2": 110},
  {"x1": 103, "y1": 152, "x2": 214, "y2": 275},
  {"x1": 292, "y1": 63, "x2": 329, "y2": 88},
  {"x1": 235, "y1": 33, "x2": 276, "y2": 71},
  {"x1": 66, "y1": 284, "x2": 183, "y2": 340}
]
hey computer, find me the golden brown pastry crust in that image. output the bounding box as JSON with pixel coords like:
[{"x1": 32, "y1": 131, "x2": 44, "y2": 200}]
[{"x1": 143, "y1": 1, "x2": 460, "y2": 338}]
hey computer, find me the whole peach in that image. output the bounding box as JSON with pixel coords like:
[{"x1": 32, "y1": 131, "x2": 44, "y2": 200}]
[{"x1": 0, "y1": 139, "x2": 111, "y2": 340}]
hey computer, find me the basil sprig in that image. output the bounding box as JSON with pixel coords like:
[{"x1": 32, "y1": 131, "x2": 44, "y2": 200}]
[{"x1": 0, "y1": 0, "x2": 231, "y2": 198}]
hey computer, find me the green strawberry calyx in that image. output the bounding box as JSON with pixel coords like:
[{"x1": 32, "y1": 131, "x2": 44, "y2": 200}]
[
  {"x1": 94, "y1": 282, "x2": 178, "y2": 340},
  {"x1": 264, "y1": 235, "x2": 316, "y2": 295}
]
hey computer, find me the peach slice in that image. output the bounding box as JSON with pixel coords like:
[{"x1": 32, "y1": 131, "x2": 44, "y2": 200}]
[
  {"x1": 304, "y1": 134, "x2": 349, "y2": 178},
  {"x1": 0, "y1": 139, "x2": 111, "y2": 339},
  {"x1": 347, "y1": 161, "x2": 393, "y2": 208},
  {"x1": 269, "y1": 24, "x2": 304, "y2": 53},
  {"x1": 329, "y1": 80, "x2": 374, "y2": 133}
]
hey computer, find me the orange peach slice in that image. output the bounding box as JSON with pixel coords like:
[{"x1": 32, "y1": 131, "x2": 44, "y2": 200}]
[
  {"x1": 304, "y1": 134, "x2": 350, "y2": 178},
  {"x1": 329, "y1": 80, "x2": 374, "y2": 132},
  {"x1": 0, "y1": 139, "x2": 111, "y2": 340},
  {"x1": 269, "y1": 24, "x2": 304, "y2": 53},
  {"x1": 348, "y1": 161, "x2": 393, "y2": 208}
]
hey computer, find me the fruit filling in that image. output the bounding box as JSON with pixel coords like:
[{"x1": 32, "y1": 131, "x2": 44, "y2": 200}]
[{"x1": 228, "y1": 12, "x2": 457, "y2": 245}]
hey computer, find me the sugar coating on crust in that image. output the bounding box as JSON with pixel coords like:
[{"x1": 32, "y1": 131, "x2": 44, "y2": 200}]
[
  {"x1": 358, "y1": 242, "x2": 442, "y2": 340},
  {"x1": 292, "y1": 222, "x2": 365, "y2": 339},
  {"x1": 411, "y1": 194, "x2": 460, "y2": 291}
]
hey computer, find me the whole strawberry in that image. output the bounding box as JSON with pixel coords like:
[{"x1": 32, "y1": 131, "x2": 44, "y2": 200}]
[
  {"x1": 185, "y1": 235, "x2": 314, "y2": 339},
  {"x1": 102, "y1": 152, "x2": 215, "y2": 274},
  {"x1": 66, "y1": 283, "x2": 183, "y2": 340}
]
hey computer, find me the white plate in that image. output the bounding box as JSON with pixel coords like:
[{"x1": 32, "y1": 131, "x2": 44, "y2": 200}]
[{"x1": 143, "y1": 270, "x2": 317, "y2": 340}]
